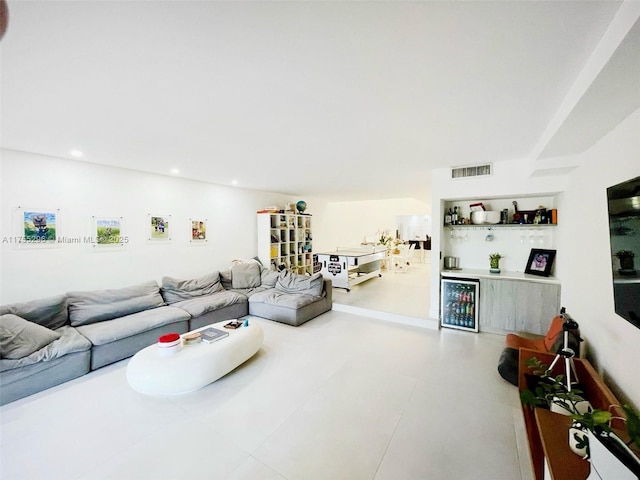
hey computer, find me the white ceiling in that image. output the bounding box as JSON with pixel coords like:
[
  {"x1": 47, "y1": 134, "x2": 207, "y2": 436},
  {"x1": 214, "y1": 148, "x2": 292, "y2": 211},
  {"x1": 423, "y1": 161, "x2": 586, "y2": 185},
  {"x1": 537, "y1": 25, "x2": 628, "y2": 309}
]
[{"x1": 1, "y1": 1, "x2": 638, "y2": 202}]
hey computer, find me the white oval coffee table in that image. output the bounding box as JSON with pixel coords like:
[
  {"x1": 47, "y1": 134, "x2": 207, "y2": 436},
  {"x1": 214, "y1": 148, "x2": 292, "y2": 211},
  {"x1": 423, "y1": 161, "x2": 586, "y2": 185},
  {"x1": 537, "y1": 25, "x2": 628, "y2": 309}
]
[{"x1": 126, "y1": 320, "x2": 263, "y2": 395}]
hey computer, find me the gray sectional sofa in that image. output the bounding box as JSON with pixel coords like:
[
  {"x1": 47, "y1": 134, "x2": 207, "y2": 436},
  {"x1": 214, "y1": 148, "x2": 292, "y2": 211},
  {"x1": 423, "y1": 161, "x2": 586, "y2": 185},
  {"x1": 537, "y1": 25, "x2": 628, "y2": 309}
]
[{"x1": 0, "y1": 262, "x2": 331, "y2": 405}]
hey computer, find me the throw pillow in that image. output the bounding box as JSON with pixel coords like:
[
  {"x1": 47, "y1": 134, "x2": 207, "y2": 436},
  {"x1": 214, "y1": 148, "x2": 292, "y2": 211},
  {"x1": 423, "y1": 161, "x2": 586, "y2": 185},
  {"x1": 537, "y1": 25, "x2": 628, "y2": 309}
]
[
  {"x1": 0, "y1": 314, "x2": 61, "y2": 359},
  {"x1": 0, "y1": 294, "x2": 68, "y2": 330},
  {"x1": 275, "y1": 271, "x2": 324, "y2": 296},
  {"x1": 261, "y1": 268, "x2": 280, "y2": 287},
  {"x1": 231, "y1": 262, "x2": 262, "y2": 289}
]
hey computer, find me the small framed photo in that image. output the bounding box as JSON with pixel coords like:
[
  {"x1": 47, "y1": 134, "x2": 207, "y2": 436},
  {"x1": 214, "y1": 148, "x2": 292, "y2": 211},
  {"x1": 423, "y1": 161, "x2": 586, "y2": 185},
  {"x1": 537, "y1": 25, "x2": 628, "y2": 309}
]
[
  {"x1": 190, "y1": 218, "x2": 207, "y2": 244},
  {"x1": 148, "y1": 214, "x2": 171, "y2": 242},
  {"x1": 525, "y1": 248, "x2": 556, "y2": 277}
]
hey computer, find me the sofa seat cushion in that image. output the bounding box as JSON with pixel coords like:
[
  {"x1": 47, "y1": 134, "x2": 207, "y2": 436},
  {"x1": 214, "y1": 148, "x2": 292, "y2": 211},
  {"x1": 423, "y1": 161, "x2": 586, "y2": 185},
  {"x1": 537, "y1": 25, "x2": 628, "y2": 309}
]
[
  {"x1": 226, "y1": 285, "x2": 272, "y2": 297},
  {"x1": 0, "y1": 294, "x2": 69, "y2": 330},
  {"x1": 0, "y1": 314, "x2": 62, "y2": 360},
  {"x1": 172, "y1": 291, "x2": 247, "y2": 318},
  {"x1": 275, "y1": 271, "x2": 324, "y2": 297},
  {"x1": 68, "y1": 281, "x2": 165, "y2": 326},
  {"x1": 249, "y1": 289, "x2": 324, "y2": 310},
  {"x1": 75, "y1": 306, "x2": 190, "y2": 346},
  {"x1": 0, "y1": 326, "x2": 91, "y2": 373},
  {"x1": 161, "y1": 272, "x2": 224, "y2": 304}
]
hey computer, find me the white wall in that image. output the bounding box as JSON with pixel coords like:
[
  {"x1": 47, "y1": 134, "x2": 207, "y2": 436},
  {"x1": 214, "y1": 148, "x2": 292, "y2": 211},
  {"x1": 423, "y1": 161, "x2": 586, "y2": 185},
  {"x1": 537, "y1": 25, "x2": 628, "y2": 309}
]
[
  {"x1": 306, "y1": 197, "x2": 430, "y2": 253},
  {"x1": 0, "y1": 149, "x2": 292, "y2": 303},
  {"x1": 558, "y1": 107, "x2": 640, "y2": 405},
  {"x1": 430, "y1": 107, "x2": 640, "y2": 405},
  {"x1": 429, "y1": 160, "x2": 569, "y2": 319}
]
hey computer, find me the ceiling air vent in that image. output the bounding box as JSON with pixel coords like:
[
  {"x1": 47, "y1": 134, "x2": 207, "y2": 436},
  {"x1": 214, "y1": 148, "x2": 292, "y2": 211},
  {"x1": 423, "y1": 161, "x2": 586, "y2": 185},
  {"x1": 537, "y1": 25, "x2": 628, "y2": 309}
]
[{"x1": 451, "y1": 163, "x2": 492, "y2": 179}]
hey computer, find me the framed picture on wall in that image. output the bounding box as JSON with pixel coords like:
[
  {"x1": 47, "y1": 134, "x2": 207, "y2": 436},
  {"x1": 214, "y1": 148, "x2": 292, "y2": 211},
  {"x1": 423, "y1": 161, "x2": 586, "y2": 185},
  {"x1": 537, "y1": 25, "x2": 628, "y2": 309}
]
[
  {"x1": 525, "y1": 248, "x2": 556, "y2": 277},
  {"x1": 91, "y1": 216, "x2": 126, "y2": 249},
  {"x1": 148, "y1": 214, "x2": 171, "y2": 242},
  {"x1": 190, "y1": 218, "x2": 207, "y2": 244},
  {"x1": 12, "y1": 206, "x2": 61, "y2": 248}
]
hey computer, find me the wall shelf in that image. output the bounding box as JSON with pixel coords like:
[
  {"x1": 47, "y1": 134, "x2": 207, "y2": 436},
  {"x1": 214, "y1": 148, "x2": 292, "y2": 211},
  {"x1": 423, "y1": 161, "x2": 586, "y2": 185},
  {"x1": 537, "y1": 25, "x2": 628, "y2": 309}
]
[{"x1": 444, "y1": 224, "x2": 557, "y2": 229}]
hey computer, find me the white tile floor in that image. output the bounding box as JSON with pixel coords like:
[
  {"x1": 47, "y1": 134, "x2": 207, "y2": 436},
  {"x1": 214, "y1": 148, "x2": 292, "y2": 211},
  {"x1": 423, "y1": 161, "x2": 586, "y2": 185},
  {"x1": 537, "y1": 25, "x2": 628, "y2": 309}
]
[
  {"x1": 0, "y1": 265, "x2": 534, "y2": 480},
  {"x1": 330, "y1": 258, "x2": 431, "y2": 320}
]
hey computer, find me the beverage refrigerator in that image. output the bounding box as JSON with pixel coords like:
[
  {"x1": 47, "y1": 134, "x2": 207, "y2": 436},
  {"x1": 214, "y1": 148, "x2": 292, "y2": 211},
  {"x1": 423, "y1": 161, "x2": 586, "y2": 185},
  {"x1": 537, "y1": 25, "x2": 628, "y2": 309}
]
[{"x1": 440, "y1": 277, "x2": 480, "y2": 332}]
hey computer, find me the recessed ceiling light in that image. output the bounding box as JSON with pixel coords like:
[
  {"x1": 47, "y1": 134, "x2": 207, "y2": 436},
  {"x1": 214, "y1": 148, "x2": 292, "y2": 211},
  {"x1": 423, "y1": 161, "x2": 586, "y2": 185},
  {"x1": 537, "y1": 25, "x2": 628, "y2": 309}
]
[
  {"x1": 231, "y1": 180, "x2": 238, "y2": 186},
  {"x1": 170, "y1": 168, "x2": 180, "y2": 175},
  {"x1": 70, "y1": 150, "x2": 83, "y2": 158}
]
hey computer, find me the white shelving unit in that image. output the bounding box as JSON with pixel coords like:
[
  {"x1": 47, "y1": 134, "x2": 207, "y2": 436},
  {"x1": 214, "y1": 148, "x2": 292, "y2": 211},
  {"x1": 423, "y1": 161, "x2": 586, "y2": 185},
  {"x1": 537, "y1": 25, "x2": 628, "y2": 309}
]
[{"x1": 257, "y1": 213, "x2": 317, "y2": 275}]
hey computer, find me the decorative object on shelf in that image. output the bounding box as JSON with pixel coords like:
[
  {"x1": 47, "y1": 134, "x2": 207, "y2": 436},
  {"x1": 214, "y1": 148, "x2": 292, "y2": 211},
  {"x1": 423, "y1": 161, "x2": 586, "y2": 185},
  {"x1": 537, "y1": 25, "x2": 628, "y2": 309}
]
[
  {"x1": 512, "y1": 200, "x2": 537, "y2": 224},
  {"x1": 485, "y1": 227, "x2": 494, "y2": 241},
  {"x1": 471, "y1": 210, "x2": 501, "y2": 225},
  {"x1": 533, "y1": 206, "x2": 547, "y2": 224},
  {"x1": 615, "y1": 250, "x2": 636, "y2": 274},
  {"x1": 525, "y1": 248, "x2": 556, "y2": 277},
  {"x1": 296, "y1": 200, "x2": 307, "y2": 214},
  {"x1": 569, "y1": 422, "x2": 589, "y2": 458},
  {"x1": 443, "y1": 256, "x2": 459, "y2": 269},
  {"x1": 489, "y1": 253, "x2": 502, "y2": 273}
]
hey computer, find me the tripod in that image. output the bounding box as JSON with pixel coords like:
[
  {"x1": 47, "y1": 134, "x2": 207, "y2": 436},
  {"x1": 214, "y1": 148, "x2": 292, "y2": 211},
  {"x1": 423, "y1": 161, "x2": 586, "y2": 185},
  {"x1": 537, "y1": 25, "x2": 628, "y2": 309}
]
[{"x1": 547, "y1": 307, "x2": 581, "y2": 392}]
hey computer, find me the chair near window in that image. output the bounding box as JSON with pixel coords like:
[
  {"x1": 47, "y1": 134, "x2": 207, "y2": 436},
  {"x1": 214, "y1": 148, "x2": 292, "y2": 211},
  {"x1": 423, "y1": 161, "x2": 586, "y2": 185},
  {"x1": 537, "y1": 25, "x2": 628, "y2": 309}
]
[{"x1": 393, "y1": 243, "x2": 414, "y2": 273}]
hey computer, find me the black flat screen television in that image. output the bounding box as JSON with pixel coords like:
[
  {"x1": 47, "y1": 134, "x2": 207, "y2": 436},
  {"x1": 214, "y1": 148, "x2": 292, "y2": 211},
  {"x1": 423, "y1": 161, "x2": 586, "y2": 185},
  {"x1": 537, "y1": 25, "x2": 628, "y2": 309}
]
[{"x1": 607, "y1": 175, "x2": 640, "y2": 328}]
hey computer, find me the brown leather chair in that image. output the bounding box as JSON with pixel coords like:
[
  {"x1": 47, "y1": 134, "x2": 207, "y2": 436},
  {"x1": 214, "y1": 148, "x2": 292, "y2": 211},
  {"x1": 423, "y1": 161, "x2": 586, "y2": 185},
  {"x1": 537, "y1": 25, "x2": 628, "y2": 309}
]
[{"x1": 498, "y1": 314, "x2": 581, "y2": 386}]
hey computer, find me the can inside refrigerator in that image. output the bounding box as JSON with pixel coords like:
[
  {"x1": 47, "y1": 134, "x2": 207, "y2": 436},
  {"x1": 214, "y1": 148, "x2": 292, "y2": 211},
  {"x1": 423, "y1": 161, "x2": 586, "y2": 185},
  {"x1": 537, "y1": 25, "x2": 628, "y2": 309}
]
[{"x1": 440, "y1": 277, "x2": 480, "y2": 332}]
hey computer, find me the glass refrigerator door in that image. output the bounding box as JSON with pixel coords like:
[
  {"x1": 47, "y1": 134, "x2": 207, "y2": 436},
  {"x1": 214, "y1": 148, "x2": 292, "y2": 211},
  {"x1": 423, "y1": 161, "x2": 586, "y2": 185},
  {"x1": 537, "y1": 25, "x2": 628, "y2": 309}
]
[{"x1": 440, "y1": 278, "x2": 479, "y2": 332}]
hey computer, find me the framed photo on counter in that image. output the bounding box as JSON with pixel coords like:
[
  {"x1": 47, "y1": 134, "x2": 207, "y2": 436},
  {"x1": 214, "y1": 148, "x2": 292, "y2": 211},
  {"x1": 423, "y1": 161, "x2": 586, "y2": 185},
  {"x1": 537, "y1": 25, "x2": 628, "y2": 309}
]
[{"x1": 525, "y1": 248, "x2": 556, "y2": 277}]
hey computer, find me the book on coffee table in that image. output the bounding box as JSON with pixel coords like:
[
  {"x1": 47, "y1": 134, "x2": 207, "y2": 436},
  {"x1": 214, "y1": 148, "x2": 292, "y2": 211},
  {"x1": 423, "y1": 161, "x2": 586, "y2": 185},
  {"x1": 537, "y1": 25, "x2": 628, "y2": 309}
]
[{"x1": 200, "y1": 327, "x2": 229, "y2": 344}]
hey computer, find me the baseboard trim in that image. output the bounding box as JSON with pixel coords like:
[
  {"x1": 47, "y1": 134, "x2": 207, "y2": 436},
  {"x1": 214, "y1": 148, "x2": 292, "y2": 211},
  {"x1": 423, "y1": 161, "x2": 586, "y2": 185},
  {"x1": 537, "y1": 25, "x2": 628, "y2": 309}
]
[{"x1": 332, "y1": 303, "x2": 439, "y2": 330}]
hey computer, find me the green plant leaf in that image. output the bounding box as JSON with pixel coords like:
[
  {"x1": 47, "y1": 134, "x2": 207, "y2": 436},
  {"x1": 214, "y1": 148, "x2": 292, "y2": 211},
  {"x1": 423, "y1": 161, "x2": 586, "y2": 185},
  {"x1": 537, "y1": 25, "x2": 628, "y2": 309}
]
[{"x1": 622, "y1": 404, "x2": 640, "y2": 449}]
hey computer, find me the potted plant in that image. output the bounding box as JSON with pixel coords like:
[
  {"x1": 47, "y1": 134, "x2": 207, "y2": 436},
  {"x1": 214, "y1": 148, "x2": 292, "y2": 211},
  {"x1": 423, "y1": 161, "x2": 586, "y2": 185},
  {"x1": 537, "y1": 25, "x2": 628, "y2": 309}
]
[
  {"x1": 574, "y1": 404, "x2": 640, "y2": 477},
  {"x1": 520, "y1": 357, "x2": 587, "y2": 413},
  {"x1": 489, "y1": 253, "x2": 502, "y2": 273},
  {"x1": 615, "y1": 250, "x2": 636, "y2": 272},
  {"x1": 520, "y1": 357, "x2": 591, "y2": 457}
]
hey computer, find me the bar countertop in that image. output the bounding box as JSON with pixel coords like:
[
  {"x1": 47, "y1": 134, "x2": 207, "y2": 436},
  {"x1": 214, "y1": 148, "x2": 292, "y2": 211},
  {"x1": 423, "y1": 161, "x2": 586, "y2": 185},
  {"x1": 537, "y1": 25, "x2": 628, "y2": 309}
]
[{"x1": 440, "y1": 268, "x2": 560, "y2": 284}]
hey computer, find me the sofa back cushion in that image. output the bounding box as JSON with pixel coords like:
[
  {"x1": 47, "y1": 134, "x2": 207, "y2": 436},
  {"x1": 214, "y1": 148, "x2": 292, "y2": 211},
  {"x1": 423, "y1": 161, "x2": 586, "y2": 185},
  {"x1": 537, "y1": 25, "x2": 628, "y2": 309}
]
[
  {"x1": 220, "y1": 270, "x2": 233, "y2": 290},
  {"x1": 275, "y1": 271, "x2": 324, "y2": 297},
  {"x1": 261, "y1": 268, "x2": 280, "y2": 288},
  {"x1": 0, "y1": 294, "x2": 68, "y2": 330},
  {"x1": 231, "y1": 262, "x2": 262, "y2": 289},
  {"x1": 0, "y1": 313, "x2": 61, "y2": 359},
  {"x1": 67, "y1": 281, "x2": 165, "y2": 326},
  {"x1": 161, "y1": 272, "x2": 225, "y2": 304}
]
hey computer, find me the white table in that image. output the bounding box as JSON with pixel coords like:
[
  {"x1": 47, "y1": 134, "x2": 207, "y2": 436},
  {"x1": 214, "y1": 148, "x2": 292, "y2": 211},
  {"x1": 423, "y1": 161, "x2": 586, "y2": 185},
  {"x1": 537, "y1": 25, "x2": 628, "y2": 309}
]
[
  {"x1": 126, "y1": 320, "x2": 263, "y2": 395},
  {"x1": 316, "y1": 246, "x2": 385, "y2": 291}
]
